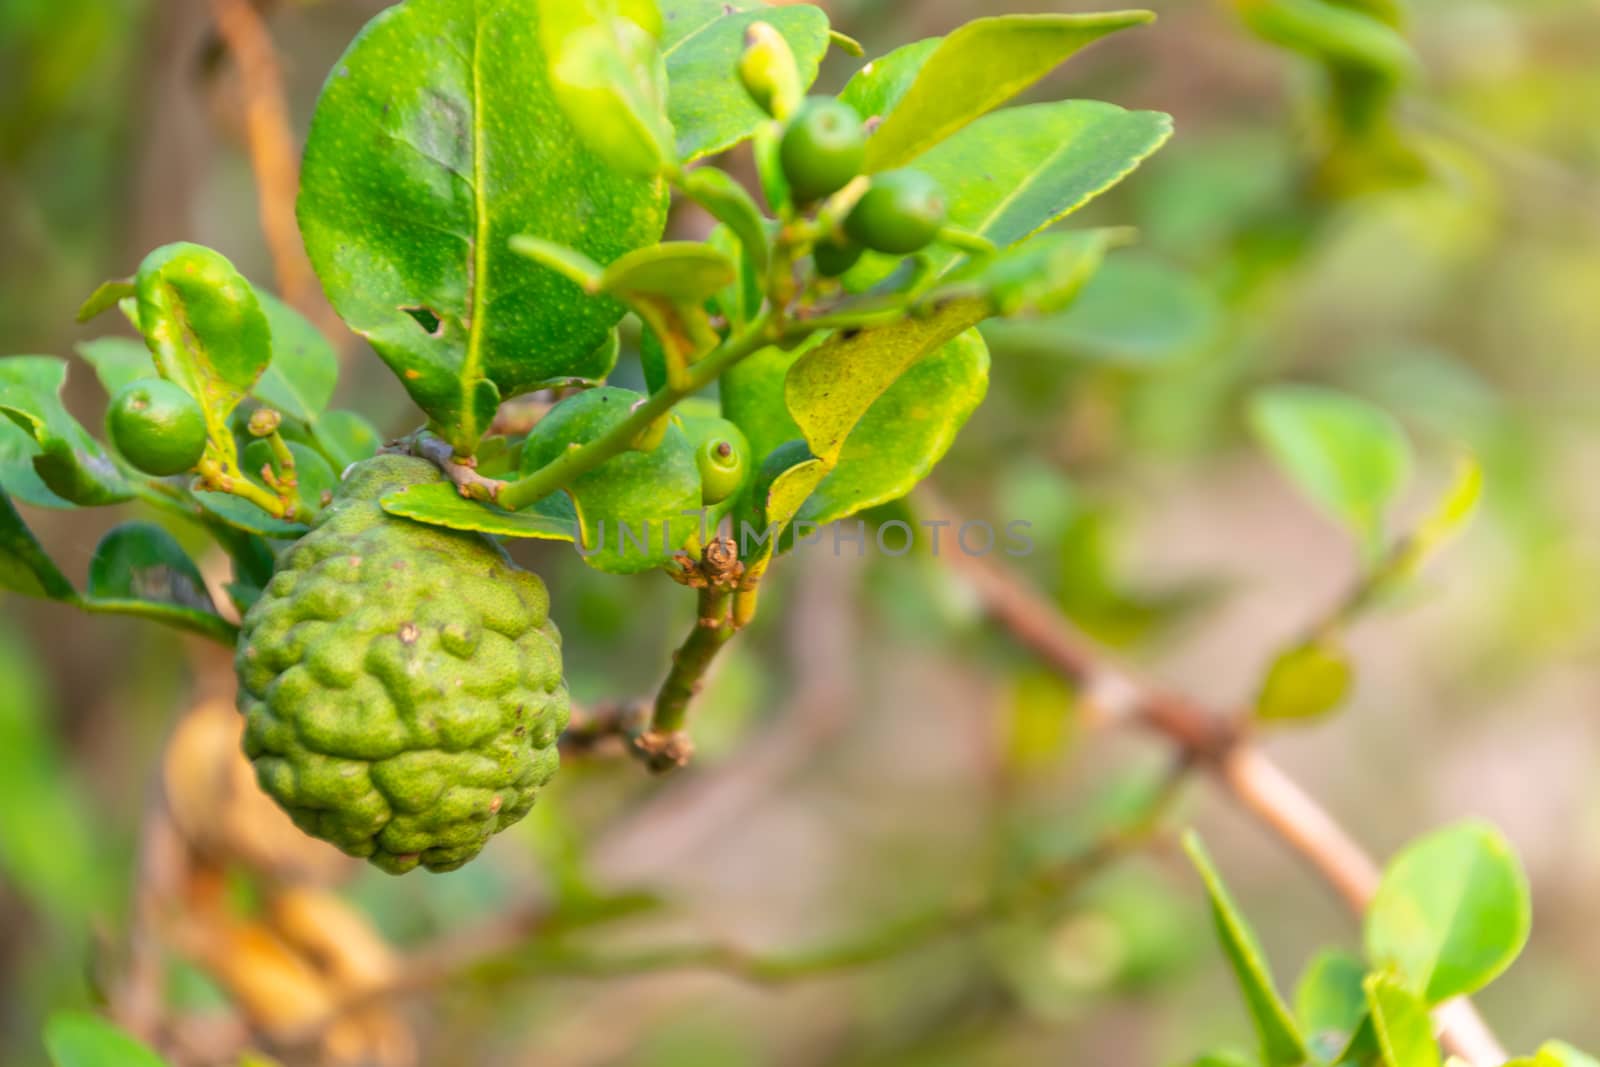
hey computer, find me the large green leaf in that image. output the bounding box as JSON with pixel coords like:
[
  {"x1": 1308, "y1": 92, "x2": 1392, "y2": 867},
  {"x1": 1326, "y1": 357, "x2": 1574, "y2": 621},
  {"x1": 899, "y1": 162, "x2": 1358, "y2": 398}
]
[
  {"x1": 845, "y1": 100, "x2": 1172, "y2": 287},
  {"x1": 0, "y1": 488, "x2": 77, "y2": 601},
  {"x1": 518, "y1": 387, "x2": 701, "y2": 572},
  {"x1": 660, "y1": 0, "x2": 830, "y2": 161},
  {"x1": 298, "y1": 0, "x2": 669, "y2": 453},
  {"x1": 1183, "y1": 831, "x2": 1310, "y2": 1067},
  {"x1": 801, "y1": 330, "x2": 988, "y2": 526},
  {"x1": 253, "y1": 291, "x2": 339, "y2": 424},
  {"x1": 1364, "y1": 972, "x2": 1440, "y2": 1067},
  {"x1": 1363, "y1": 821, "x2": 1530, "y2": 1004},
  {"x1": 0, "y1": 356, "x2": 130, "y2": 506},
  {"x1": 85, "y1": 522, "x2": 237, "y2": 643},
  {"x1": 133, "y1": 243, "x2": 272, "y2": 473},
  {"x1": 1249, "y1": 385, "x2": 1412, "y2": 557},
  {"x1": 1294, "y1": 950, "x2": 1368, "y2": 1060},
  {"x1": 838, "y1": 37, "x2": 940, "y2": 124},
  {"x1": 381, "y1": 482, "x2": 577, "y2": 541},
  {"x1": 850, "y1": 12, "x2": 1156, "y2": 172},
  {"x1": 44, "y1": 1012, "x2": 170, "y2": 1067},
  {"x1": 74, "y1": 337, "x2": 157, "y2": 398}
]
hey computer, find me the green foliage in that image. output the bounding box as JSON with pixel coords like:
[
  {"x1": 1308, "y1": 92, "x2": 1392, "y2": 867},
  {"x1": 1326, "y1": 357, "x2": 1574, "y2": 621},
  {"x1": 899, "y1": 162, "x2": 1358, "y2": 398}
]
[
  {"x1": 1364, "y1": 972, "x2": 1440, "y2": 1067},
  {"x1": 297, "y1": 0, "x2": 669, "y2": 453},
  {"x1": 1255, "y1": 639, "x2": 1352, "y2": 722},
  {"x1": 252, "y1": 292, "x2": 339, "y2": 424},
  {"x1": 1249, "y1": 385, "x2": 1412, "y2": 558},
  {"x1": 1364, "y1": 821, "x2": 1531, "y2": 1004},
  {"x1": 1294, "y1": 950, "x2": 1368, "y2": 1060},
  {"x1": 1, "y1": 355, "x2": 130, "y2": 506},
  {"x1": 86, "y1": 523, "x2": 234, "y2": 643},
  {"x1": 44, "y1": 1012, "x2": 169, "y2": 1067}
]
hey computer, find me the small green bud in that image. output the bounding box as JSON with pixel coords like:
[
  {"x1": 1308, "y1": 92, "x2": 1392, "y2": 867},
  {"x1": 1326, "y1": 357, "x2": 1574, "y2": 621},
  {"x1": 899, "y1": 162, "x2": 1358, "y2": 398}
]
[{"x1": 738, "y1": 21, "x2": 802, "y2": 120}]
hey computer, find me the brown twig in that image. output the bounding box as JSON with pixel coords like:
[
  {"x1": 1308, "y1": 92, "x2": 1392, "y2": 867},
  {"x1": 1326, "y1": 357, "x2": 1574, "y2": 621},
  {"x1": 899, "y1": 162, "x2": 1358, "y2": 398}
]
[
  {"x1": 406, "y1": 430, "x2": 507, "y2": 502},
  {"x1": 920, "y1": 489, "x2": 1507, "y2": 1067}
]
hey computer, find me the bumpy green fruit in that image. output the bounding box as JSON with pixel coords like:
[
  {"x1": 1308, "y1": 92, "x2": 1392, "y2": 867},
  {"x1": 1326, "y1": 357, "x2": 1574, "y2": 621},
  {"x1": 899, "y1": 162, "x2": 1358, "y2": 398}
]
[
  {"x1": 107, "y1": 378, "x2": 207, "y2": 476},
  {"x1": 845, "y1": 168, "x2": 947, "y2": 254},
  {"x1": 235, "y1": 455, "x2": 568, "y2": 874},
  {"x1": 779, "y1": 97, "x2": 866, "y2": 203}
]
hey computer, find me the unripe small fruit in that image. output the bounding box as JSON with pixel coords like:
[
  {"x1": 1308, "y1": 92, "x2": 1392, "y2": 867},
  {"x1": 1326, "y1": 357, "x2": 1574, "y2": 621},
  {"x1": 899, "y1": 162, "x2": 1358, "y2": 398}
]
[
  {"x1": 107, "y1": 378, "x2": 208, "y2": 476},
  {"x1": 779, "y1": 97, "x2": 866, "y2": 204},
  {"x1": 697, "y1": 435, "x2": 750, "y2": 505},
  {"x1": 845, "y1": 168, "x2": 947, "y2": 255},
  {"x1": 812, "y1": 233, "x2": 863, "y2": 278}
]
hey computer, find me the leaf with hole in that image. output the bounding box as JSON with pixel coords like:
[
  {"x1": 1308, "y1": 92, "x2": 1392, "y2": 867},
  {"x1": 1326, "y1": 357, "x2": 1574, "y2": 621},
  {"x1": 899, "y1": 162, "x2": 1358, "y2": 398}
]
[
  {"x1": 852, "y1": 12, "x2": 1157, "y2": 172},
  {"x1": 1183, "y1": 831, "x2": 1309, "y2": 1067},
  {"x1": 1364, "y1": 821, "x2": 1531, "y2": 1004},
  {"x1": 661, "y1": 0, "x2": 830, "y2": 161},
  {"x1": 0, "y1": 356, "x2": 130, "y2": 507},
  {"x1": 298, "y1": 0, "x2": 668, "y2": 453}
]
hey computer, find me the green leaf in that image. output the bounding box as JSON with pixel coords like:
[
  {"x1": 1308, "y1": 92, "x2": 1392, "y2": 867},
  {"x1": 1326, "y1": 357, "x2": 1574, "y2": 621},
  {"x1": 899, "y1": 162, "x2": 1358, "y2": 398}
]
[
  {"x1": 1183, "y1": 831, "x2": 1310, "y2": 1067},
  {"x1": 800, "y1": 330, "x2": 989, "y2": 526},
  {"x1": 1535, "y1": 1042, "x2": 1600, "y2": 1067},
  {"x1": 1186, "y1": 1055, "x2": 1256, "y2": 1067},
  {"x1": 310, "y1": 410, "x2": 382, "y2": 472},
  {"x1": 193, "y1": 491, "x2": 309, "y2": 539},
  {"x1": 677, "y1": 166, "x2": 770, "y2": 278},
  {"x1": 0, "y1": 356, "x2": 131, "y2": 506},
  {"x1": 75, "y1": 337, "x2": 157, "y2": 397},
  {"x1": 1255, "y1": 639, "x2": 1353, "y2": 722},
  {"x1": 661, "y1": 0, "x2": 830, "y2": 161},
  {"x1": 134, "y1": 243, "x2": 272, "y2": 477},
  {"x1": 1294, "y1": 950, "x2": 1369, "y2": 1059},
  {"x1": 1364, "y1": 821, "x2": 1531, "y2": 1004},
  {"x1": 381, "y1": 481, "x2": 576, "y2": 541},
  {"x1": 44, "y1": 1011, "x2": 171, "y2": 1067},
  {"x1": 844, "y1": 101, "x2": 1173, "y2": 287},
  {"x1": 539, "y1": 0, "x2": 676, "y2": 177},
  {"x1": 1379, "y1": 453, "x2": 1482, "y2": 589},
  {"x1": 85, "y1": 522, "x2": 237, "y2": 644},
  {"x1": 720, "y1": 342, "x2": 806, "y2": 465},
  {"x1": 979, "y1": 254, "x2": 1221, "y2": 366},
  {"x1": 0, "y1": 488, "x2": 77, "y2": 601},
  {"x1": 786, "y1": 298, "x2": 990, "y2": 465},
  {"x1": 0, "y1": 625, "x2": 109, "y2": 925},
  {"x1": 253, "y1": 291, "x2": 338, "y2": 424},
  {"x1": 1364, "y1": 972, "x2": 1440, "y2": 1067},
  {"x1": 74, "y1": 278, "x2": 135, "y2": 323},
  {"x1": 600, "y1": 241, "x2": 737, "y2": 303},
  {"x1": 1237, "y1": 0, "x2": 1416, "y2": 81},
  {"x1": 298, "y1": 0, "x2": 669, "y2": 453},
  {"x1": 838, "y1": 38, "x2": 940, "y2": 123},
  {"x1": 519, "y1": 387, "x2": 702, "y2": 572},
  {"x1": 855, "y1": 11, "x2": 1157, "y2": 172},
  {"x1": 938, "y1": 229, "x2": 1124, "y2": 317},
  {"x1": 1248, "y1": 385, "x2": 1412, "y2": 556}
]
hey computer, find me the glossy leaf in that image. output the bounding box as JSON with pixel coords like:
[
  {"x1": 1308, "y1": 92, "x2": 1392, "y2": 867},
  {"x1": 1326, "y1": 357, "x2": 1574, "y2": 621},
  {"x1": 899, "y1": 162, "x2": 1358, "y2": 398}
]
[
  {"x1": 74, "y1": 278, "x2": 135, "y2": 323},
  {"x1": 519, "y1": 387, "x2": 702, "y2": 572},
  {"x1": 786, "y1": 297, "x2": 989, "y2": 464},
  {"x1": 1379, "y1": 453, "x2": 1483, "y2": 589},
  {"x1": 600, "y1": 241, "x2": 737, "y2": 302},
  {"x1": 677, "y1": 166, "x2": 770, "y2": 277},
  {"x1": 1295, "y1": 950, "x2": 1369, "y2": 1059},
  {"x1": 1255, "y1": 639, "x2": 1353, "y2": 722},
  {"x1": 193, "y1": 491, "x2": 309, "y2": 539},
  {"x1": 661, "y1": 0, "x2": 830, "y2": 160},
  {"x1": 720, "y1": 342, "x2": 805, "y2": 466},
  {"x1": 75, "y1": 337, "x2": 156, "y2": 398},
  {"x1": 539, "y1": 0, "x2": 676, "y2": 177},
  {"x1": 254, "y1": 291, "x2": 338, "y2": 424},
  {"x1": 1364, "y1": 972, "x2": 1440, "y2": 1067},
  {"x1": 85, "y1": 522, "x2": 237, "y2": 643},
  {"x1": 133, "y1": 243, "x2": 271, "y2": 474},
  {"x1": 939, "y1": 229, "x2": 1123, "y2": 317},
  {"x1": 839, "y1": 38, "x2": 940, "y2": 123},
  {"x1": 846, "y1": 101, "x2": 1173, "y2": 287},
  {"x1": 979, "y1": 254, "x2": 1221, "y2": 366},
  {"x1": 311, "y1": 409, "x2": 382, "y2": 472},
  {"x1": 45, "y1": 1011, "x2": 170, "y2": 1067},
  {"x1": 298, "y1": 0, "x2": 668, "y2": 453},
  {"x1": 0, "y1": 488, "x2": 77, "y2": 601},
  {"x1": 801, "y1": 330, "x2": 989, "y2": 525},
  {"x1": 857, "y1": 12, "x2": 1156, "y2": 172},
  {"x1": 1364, "y1": 821, "x2": 1530, "y2": 1004},
  {"x1": 1535, "y1": 1043, "x2": 1600, "y2": 1067},
  {"x1": 1183, "y1": 831, "x2": 1310, "y2": 1067},
  {"x1": 0, "y1": 356, "x2": 130, "y2": 507},
  {"x1": 1249, "y1": 385, "x2": 1412, "y2": 556},
  {"x1": 381, "y1": 481, "x2": 576, "y2": 541}
]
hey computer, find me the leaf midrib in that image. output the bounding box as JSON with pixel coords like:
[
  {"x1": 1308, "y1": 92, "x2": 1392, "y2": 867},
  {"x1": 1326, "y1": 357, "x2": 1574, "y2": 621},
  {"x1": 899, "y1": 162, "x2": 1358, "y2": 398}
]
[{"x1": 464, "y1": 0, "x2": 491, "y2": 449}]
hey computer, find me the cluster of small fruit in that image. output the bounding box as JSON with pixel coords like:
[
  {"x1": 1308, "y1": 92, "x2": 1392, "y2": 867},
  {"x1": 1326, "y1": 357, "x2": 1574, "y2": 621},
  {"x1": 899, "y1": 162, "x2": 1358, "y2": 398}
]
[{"x1": 778, "y1": 97, "x2": 949, "y2": 277}]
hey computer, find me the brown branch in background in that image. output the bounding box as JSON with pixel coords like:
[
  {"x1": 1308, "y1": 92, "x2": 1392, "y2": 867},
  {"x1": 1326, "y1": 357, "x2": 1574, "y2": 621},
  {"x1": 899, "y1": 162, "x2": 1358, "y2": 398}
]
[{"x1": 919, "y1": 489, "x2": 1508, "y2": 1067}]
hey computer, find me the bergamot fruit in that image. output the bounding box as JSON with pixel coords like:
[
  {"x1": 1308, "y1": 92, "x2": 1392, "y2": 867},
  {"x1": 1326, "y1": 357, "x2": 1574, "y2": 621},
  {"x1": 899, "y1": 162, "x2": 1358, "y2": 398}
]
[{"x1": 235, "y1": 454, "x2": 568, "y2": 874}]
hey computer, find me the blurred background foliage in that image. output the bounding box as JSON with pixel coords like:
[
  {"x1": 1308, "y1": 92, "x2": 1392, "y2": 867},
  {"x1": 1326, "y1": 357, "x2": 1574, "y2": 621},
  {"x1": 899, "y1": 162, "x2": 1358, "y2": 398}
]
[{"x1": 5, "y1": 0, "x2": 1600, "y2": 1064}]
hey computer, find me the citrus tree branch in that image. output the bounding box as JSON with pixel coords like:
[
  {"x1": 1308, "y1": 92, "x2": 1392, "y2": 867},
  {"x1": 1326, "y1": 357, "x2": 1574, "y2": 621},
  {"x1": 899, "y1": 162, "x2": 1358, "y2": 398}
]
[{"x1": 919, "y1": 490, "x2": 1507, "y2": 1067}]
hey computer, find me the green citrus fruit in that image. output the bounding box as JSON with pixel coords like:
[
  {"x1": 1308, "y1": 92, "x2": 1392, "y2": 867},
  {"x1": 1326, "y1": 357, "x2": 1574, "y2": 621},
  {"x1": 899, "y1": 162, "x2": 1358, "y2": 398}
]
[
  {"x1": 106, "y1": 378, "x2": 207, "y2": 476},
  {"x1": 779, "y1": 97, "x2": 866, "y2": 204},
  {"x1": 812, "y1": 233, "x2": 863, "y2": 278},
  {"x1": 845, "y1": 168, "x2": 947, "y2": 254},
  {"x1": 694, "y1": 428, "x2": 752, "y2": 505},
  {"x1": 235, "y1": 454, "x2": 568, "y2": 874}
]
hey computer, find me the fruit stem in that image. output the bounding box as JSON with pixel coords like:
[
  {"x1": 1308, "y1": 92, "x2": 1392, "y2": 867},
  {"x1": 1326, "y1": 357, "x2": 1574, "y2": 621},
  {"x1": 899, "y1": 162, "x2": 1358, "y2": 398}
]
[
  {"x1": 497, "y1": 310, "x2": 781, "y2": 512},
  {"x1": 194, "y1": 455, "x2": 291, "y2": 519}
]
